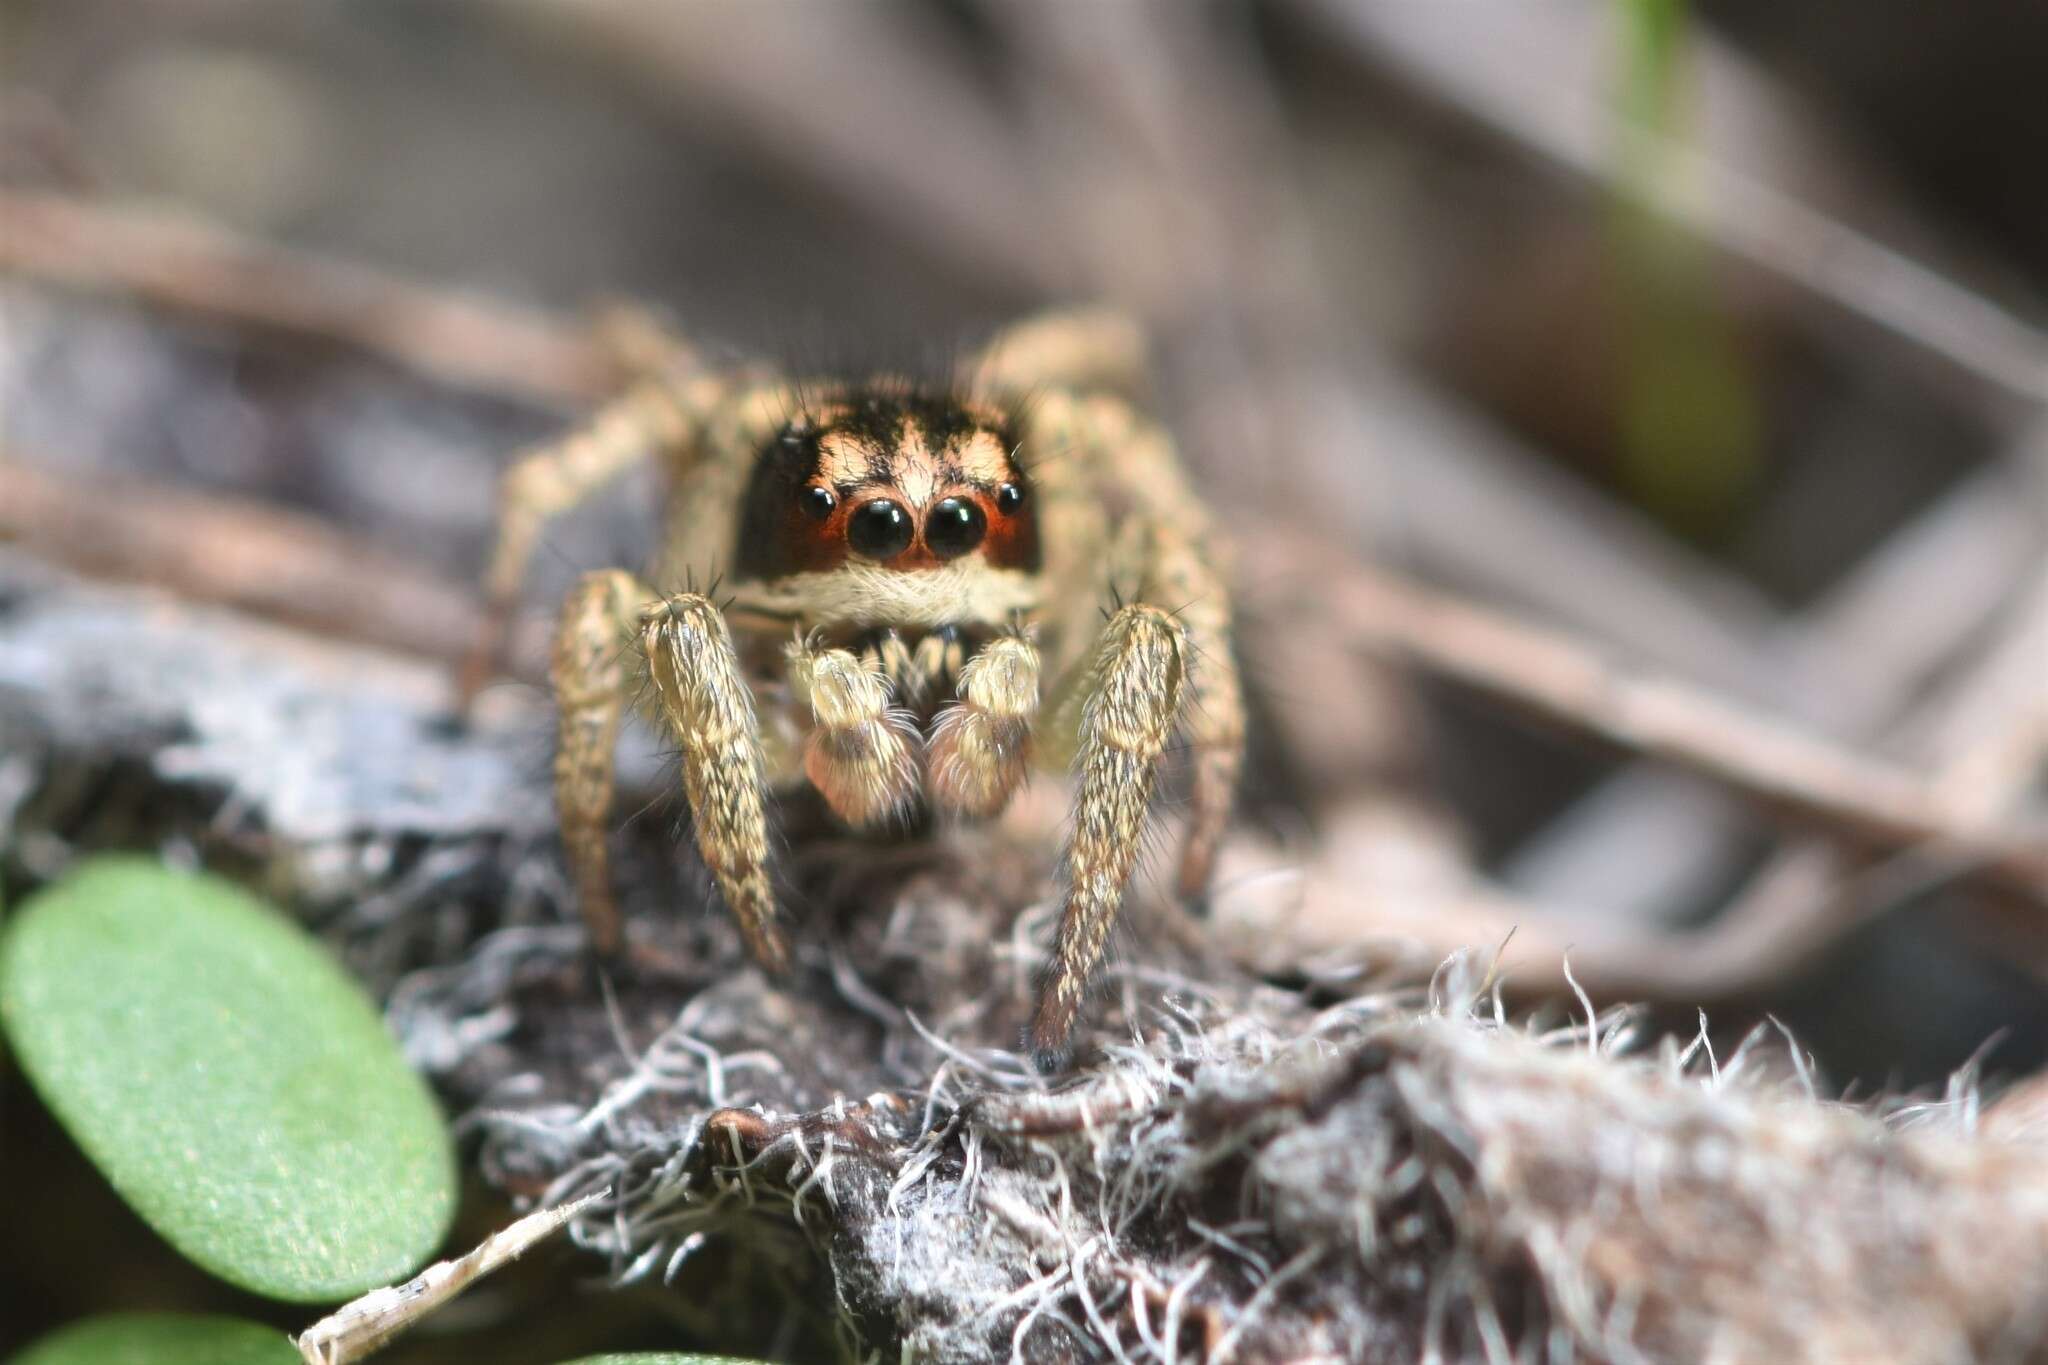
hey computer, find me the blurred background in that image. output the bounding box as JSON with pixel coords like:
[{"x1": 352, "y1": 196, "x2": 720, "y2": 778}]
[{"x1": 3, "y1": 1, "x2": 2046, "y2": 1358}]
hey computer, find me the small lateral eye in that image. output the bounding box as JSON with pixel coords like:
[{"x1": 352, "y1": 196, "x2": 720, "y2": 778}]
[
  {"x1": 995, "y1": 482, "x2": 1025, "y2": 515},
  {"x1": 800, "y1": 485, "x2": 837, "y2": 520},
  {"x1": 848, "y1": 498, "x2": 914, "y2": 559}
]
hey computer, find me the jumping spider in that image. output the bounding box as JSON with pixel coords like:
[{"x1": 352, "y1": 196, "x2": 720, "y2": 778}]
[{"x1": 468, "y1": 310, "x2": 1243, "y2": 1069}]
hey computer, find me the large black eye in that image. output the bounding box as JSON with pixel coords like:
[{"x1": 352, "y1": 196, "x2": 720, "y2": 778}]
[
  {"x1": 996, "y1": 482, "x2": 1024, "y2": 515},
  {"x1": 925, "y1": 497, "x2": 987, "y2": 559},
  {"x1": 848, "y1": 498, "x2": 914, "y2": 559},
  {"x1": 800, "y1": 485, "x2": 836, "y2": 520}
]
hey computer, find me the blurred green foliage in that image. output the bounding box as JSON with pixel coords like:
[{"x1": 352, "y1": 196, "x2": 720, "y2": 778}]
[{"x1": 1611, "y1": 0, "x2": 1763, "y2": 543}]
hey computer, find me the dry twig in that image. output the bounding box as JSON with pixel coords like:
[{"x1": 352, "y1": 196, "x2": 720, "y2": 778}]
[
  {"x1": 0, "y1": 456, "x2": 481, "y2": 667},
  {"x1": 1266, "y1": 536, "x2": 2048, "y2": 891},
  {"x1": 1512, "y1": 447, "x2": 2047, "y2": 919},
  {"x1": 295, "y1": 1191, "x2": 605, "y2": 1365},
  {"x1": 0, "y1": 189, "x2": 612, "y2": 405}
]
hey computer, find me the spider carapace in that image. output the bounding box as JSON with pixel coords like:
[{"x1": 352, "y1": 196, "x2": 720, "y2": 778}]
[{"x1": 470, "y1": 311, "x2": 1244, "y2": 1069}]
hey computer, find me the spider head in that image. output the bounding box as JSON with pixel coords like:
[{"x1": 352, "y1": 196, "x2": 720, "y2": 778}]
[{"x1": 738, "y1": 388, "x2": 1039, "y2": 581}]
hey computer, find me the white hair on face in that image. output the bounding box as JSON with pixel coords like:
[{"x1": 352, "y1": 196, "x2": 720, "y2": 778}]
[{"x1": 732, "y1": 561, "x2": 1040, "y2": 629}]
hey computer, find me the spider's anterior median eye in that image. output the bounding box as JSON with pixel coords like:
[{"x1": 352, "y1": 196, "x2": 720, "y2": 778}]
[
  {"x1": 800, "y1": 485, "x2": 837, "y2": 520},
  {"x1": 995, "y1": 482, "x2": 1024, "y2": 515},
  {"x1": 847, "y1": 498, "x2": 914, "y2": 559},
  {"x1": 925, "y1": 497, "x2": 987, "y2": 559}
]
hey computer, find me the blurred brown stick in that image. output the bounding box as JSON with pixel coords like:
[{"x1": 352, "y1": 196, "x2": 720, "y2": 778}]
[
  {"x1": 1689, "y1": 560, "x2": 2048, "y2": 992},
  {"x1": 1605, "y1": 552, "x2": 2048, "y2": 996},
  {"x1": 1510, "y1": 448, "x2": 2046, "y2": 920},
  {"x1": 1233, "y1": 572, "x2": 2048, "y2": 1006},
  {"x1": 1264, "y1": 537, "x2": 2048, "y2": 893},
  {"x1": 0, "y1": 455, "x2": 479, "y2": 665},
  {"x1": 0, "y1": 189, "x2": 612, "y2": 405},
  {"x1": 1918, "y1": 562, "x2": 2048, "y2": 815}
]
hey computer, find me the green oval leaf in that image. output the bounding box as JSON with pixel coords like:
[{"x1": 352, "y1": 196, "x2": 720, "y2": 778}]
[
  {"x1": 7, "y1": 1314, "x2": 297, "y2": 1365},
  {"x1": 0, "y1": 857, "x2": 455, "y2": 1302}
]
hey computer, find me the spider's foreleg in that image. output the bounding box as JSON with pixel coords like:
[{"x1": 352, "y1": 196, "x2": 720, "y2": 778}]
[
  {"x1": 643, "y1": 592, "x2": 788, "y2": 974},
  {"x1": 1033, "y1": 393, "x2": 1246, "y2": 905},
  {"x1": 1148, "y1": 526, "x2": 1244, "y2": 905},
  {"x1": 1029, "y1": 603, "x2": 1187, "y2": 1070},
  {"x1": 462, "y1": 377, "x2": 716, "y2": 707},
  {"x1": 786, "y1": 635, "x2": 922, "y2": 829},
  {"x1": 553, "y1": 569, "x2": 648, "y2": 956},
  {"x1": 928, "y1": 633, "x2": 1040, "y2": 818}
]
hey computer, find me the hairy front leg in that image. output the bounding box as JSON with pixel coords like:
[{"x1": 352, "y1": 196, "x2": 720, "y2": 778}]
[
  {"x1": 1030, "y1": 604, "x2": 1187, "y2": 1070},
  {"x1": 786, "y1": 634, "x2": 921, "y2": 828},
  {"x1": 462, "y1": 375, "x2": 722, "y2": 708},
  {"x1": 929, "y1": 633, "x2": 1040, "y2": 818},
  {"x1": 553, "y1": 569, "x2": 648, "y2": 956},
  {"x1": 643, "y1": 593, "x2": 789, "y2": 975},
  {"x1": 1035, "y1": 394, "x2": 1246, "y2": 905},
  {"x1": 1146, "y1": 524, "x2": 1245, "y2": 904}
]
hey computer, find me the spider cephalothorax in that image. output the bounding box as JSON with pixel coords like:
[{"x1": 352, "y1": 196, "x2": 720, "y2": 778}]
[{"x1": 471, "y1": 311, "x2": 1243, "y2": 1068}]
